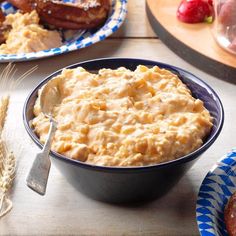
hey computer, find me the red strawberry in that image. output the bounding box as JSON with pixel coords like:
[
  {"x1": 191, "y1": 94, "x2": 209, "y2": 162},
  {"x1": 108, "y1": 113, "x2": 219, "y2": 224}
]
[
  {"x1": 177, "y1": 0, "x2": 214, "y2": 23},
  {"x1": 208, "y1": 0, "x2": 213, "y2": 6}
]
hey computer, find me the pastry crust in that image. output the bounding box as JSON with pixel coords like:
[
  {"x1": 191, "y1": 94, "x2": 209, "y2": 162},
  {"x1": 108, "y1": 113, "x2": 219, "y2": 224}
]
[
  {"x1": 7, "y1": 0, "x2": 110, "y2": 29},
  {"x1": 225, "y1": 192, "x2": 236, "y2": 236},
  {"x1": 0, "y1": 9, "x2": 7, "y2": 44}
]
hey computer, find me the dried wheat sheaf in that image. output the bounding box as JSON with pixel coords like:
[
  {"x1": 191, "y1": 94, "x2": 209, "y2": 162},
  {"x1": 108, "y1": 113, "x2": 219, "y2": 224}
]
[{"x1": 0, "y1": 64, "x2": 37, "y2": 218}]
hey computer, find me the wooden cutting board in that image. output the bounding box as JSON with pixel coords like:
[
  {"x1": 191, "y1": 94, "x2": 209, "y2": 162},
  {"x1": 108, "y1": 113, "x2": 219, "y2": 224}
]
[{"x1": 146, "y1": 0, "x2": 236, "y2": 81}]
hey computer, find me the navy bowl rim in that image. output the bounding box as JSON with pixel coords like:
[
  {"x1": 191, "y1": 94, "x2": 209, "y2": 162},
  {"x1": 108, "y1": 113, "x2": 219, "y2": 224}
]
[{"x1": 23, "y1": 57, "x2": 224, "y2": 173}]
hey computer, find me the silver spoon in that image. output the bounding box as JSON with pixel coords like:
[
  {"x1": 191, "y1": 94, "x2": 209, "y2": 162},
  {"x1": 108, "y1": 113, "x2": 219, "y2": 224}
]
[{"x1": 26, "y1": 77, "x2": 62, "y2": 195}]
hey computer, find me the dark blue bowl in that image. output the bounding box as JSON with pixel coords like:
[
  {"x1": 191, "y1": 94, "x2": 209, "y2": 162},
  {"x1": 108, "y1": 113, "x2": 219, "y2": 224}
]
[{"x1": 23, "y1": 58, "x2": 224, "y2": 203}]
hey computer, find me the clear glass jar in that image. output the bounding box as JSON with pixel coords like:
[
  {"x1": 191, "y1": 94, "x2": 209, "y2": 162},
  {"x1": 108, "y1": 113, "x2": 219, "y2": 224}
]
[{"x1": 214, "y1": 0, "x2": 236, "y2": 55}]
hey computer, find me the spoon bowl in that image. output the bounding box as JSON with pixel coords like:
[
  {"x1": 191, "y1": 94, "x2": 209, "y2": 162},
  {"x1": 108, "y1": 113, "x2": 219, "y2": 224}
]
[
  {"x1": 26, "y1": 77, "x2": 62, "y2": 195},
  {"x1": 40, "y1": 76, "x2": 62, "y2": 117}
]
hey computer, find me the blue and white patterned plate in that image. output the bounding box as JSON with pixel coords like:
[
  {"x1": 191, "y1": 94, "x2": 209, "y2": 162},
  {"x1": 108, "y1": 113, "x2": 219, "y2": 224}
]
[
  {"x1": 196, "y1": 149, "x2": 236, "y2": 236},
  {"x1": 0, "y1": 0, "x2": 127, "y2": 62}
]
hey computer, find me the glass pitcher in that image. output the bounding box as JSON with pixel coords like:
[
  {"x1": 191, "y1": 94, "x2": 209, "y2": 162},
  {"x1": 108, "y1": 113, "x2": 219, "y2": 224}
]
[{"x1": 214, "y1": 0, "x2": 236, "y2": 55}]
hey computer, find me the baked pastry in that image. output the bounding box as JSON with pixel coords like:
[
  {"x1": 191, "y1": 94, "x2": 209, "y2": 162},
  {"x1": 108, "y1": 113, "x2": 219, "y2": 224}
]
[
  {"x1": 224, "y1": 191, "x2": 236, "y2": 236},
  {"x1": 0, "y1": 9, "x2": 8, "y2": 44},
  {"x1": 7, "y1": 0, "x2": 110, "y2": 29}
]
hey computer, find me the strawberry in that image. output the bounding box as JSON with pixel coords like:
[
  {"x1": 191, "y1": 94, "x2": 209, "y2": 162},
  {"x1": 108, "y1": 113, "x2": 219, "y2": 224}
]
[
  {"x1": 208, "y1": 0, "x2": 213, "y2": 6},
  {"x1": 177, "y1": 0, "x2": 214, "y2": 23}
]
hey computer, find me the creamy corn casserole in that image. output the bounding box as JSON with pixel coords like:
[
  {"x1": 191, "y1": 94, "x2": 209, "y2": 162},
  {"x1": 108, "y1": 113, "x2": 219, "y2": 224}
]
[{"x1": 32, "y1": 66, "x2": 213, "y2": 167}]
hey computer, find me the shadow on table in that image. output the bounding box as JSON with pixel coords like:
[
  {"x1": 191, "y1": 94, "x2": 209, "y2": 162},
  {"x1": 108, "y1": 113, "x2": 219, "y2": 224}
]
[
  {"x1": 93, "y1": 175, "x2": 199, "y2": 235},
  {"x1": 111, "y1": 175, "x2": 197, "y2": 220}
]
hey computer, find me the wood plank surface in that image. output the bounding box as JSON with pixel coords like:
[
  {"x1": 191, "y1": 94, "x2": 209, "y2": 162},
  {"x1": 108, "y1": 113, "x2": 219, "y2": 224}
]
[
  {"x1": 146, "y1": 0, "x2": 236, "y2": 80},
  {"x1": 111, "y1": 0, "x2": 156, "y2": 38}
]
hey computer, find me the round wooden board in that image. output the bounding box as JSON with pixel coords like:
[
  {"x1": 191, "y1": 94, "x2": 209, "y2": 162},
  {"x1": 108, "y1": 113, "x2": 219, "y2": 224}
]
[{"x1": 146, "y1": 0, "x2": 236, "y2": 82}]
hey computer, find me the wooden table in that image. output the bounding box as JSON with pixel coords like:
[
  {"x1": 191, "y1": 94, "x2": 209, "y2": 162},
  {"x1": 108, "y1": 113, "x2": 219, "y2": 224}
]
[{"x1": 0, "y1": 1, "x2": 235, "y2": 235}]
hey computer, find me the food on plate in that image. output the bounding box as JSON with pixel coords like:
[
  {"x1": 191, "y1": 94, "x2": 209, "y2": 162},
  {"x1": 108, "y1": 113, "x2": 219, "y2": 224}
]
[
  {"x1": 32, "y1": 66, "x2": 213, "y2": 167},
  {"x1": 0, "y1": 11, "x2": 62, "y2": 54},
  {"x1": 177, "y1": 0, "x2": 214, "y2": 23},
  {"x1": 224, "y1": 191, "x2": 236, "y2": 236},
  {"x1": 216, "y1": 0, "x2": 236, "y2": 53},
  {"x1": 7, "y1": 0, "x2": 110, "y2": 29},
  {"x1": 0, "y1": 9, "x2": 5, "y2": 23},
  {"x1": 0, "y1": 15, "x2": 7, "y2": 44},
  {"x1": 0, "y1": 0, "x2": 111, "y2": 54}
]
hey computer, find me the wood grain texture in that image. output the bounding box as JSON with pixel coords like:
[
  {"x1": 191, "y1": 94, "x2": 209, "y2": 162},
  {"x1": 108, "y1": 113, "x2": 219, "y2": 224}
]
[
  {"x1": 111, "y1": 0, "x2": 156, "y2": 38},
  {"x1": 146, "y1": 0, "x2": 236, "y2": 81}
]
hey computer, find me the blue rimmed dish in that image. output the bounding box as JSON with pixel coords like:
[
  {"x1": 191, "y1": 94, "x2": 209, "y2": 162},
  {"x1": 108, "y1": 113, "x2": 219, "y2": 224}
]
[
  {"x1": 196, "y1": 149, "x2": 236, "y2": 236},
  {"x1": 0, "y1": 0, "x2": 127, "y2": 62},
  {"x1": 23, "y1": 58, "x2": 224, "y2": 203}
]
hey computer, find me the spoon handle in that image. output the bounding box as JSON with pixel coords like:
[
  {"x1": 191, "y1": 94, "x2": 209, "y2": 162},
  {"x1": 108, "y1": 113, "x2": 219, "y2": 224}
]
[{"x1": 26, "y1": 119, "x2": 57, "y2": 195}]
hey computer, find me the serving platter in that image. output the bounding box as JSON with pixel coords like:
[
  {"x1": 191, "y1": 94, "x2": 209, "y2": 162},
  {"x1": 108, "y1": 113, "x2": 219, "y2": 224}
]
[
  {"x1": 146, "y1": 0, "x2": 236, "y2": 81},
  {"x1": 196, "y1": 149, "x2": 236, "y2": 236},
  {"x1": 0, "y1": 0, "x2": 127, "y2": 62}
]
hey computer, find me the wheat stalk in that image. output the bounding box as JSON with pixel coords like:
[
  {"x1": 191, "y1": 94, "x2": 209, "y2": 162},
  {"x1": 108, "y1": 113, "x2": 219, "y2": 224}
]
[
  {"x1": 0, "y1": 95, "x2": 13, "y2": 218},
  {"x1": 0, "y1": 133, "x2": 15, "y2": 218},
  {"x1": 0, "y1": 96, "x2": 9, "y2": 133},
  {"x1": 0, "y1": 63, "x2": 37, "y2": 218}
]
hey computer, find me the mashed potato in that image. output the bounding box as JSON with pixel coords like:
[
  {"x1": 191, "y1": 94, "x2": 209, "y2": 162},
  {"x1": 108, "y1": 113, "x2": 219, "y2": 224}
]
[
  {"x1": 0, "y1": 11, "x2": 62, "y2": 54},
  {"x1": 32, "y1": 66, "x2": 213, "y2": 167}
]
